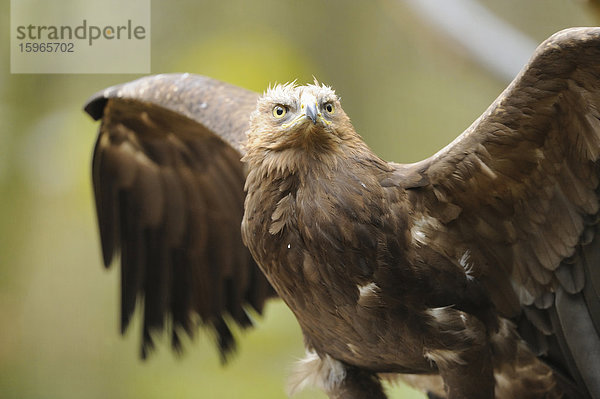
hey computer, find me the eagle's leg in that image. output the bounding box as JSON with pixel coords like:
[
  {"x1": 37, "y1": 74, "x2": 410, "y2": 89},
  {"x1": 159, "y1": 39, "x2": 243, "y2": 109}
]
[
  {"x1": 327, "y1": 366, "x2": 388, "y2": 399},
  {"x1": 424, "y1": 307, "x2": 495, "y2": 399},
  {"x1": 436, "y1": 344, "x2": 494, "y2": 399},
  {"x1": 288, "y1": 351, "x2": 387, "y2": 398}
]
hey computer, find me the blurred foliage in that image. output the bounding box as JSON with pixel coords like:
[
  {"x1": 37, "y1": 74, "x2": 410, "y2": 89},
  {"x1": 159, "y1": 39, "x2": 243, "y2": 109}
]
[{"x1": 0, "y1": 0, "x2": 597, "y2": 398}]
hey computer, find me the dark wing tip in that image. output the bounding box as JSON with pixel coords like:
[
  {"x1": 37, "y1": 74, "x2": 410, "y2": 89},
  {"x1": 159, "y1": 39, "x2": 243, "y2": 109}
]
[
  {"x1": 84, "y1": 80, "x2": 126, "y2": 120},
  {"x1": 84, "y1": 93, "x2": 109, "y2": 120},
  {"x1": 213, "y1": 318, "x2": 237, "y2": 364}
]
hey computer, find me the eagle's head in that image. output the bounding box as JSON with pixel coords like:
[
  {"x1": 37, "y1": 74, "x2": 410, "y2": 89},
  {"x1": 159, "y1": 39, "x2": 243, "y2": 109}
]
[{"x1": 245, "y1": 81, "x2": 361, "y2": 160}]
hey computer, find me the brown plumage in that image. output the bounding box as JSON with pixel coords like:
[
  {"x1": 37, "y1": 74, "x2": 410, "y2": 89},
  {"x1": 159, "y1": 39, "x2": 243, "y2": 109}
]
[
  {"x1": 85, "y1": 28, "x2": 600, "y2": 398},
  {"x1": 86, "y1": 75, "x2": 274, "y2": 360}
]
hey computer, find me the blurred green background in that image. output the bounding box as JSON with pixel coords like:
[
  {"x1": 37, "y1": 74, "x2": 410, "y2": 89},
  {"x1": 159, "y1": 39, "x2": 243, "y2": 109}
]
[{"x1": 1, "y1": 1, "x2": 598, "y2": 398}]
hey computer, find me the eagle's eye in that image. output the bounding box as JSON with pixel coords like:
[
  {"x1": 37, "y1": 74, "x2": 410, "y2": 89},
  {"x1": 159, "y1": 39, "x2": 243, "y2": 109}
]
[
  {"x1": 324, "y1": 102, "x2": 335, "y2": 114},
  {"x1": 273, "y1": 105, "x2": 287, "y2": 118}
]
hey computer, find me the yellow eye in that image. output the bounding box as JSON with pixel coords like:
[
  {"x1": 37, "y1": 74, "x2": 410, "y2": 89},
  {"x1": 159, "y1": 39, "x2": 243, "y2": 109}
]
[
  {"x1": 273, "y1": 105, "x2": 287, "y2": 118},
  {"x1": 324, "y1": 102, "x2": 335, "y2": 114}
]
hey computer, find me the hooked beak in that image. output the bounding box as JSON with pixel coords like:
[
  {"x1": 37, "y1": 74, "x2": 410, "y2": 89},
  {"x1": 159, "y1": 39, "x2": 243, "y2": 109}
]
[{"x1": 305, "y1": 102, "x2": 318, "y2": 125}]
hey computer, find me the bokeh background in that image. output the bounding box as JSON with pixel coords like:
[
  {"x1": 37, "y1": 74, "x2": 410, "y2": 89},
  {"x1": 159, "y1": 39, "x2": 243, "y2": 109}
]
[{"x1": 1, "y1": 1, "x2": 598, "y2": 398}]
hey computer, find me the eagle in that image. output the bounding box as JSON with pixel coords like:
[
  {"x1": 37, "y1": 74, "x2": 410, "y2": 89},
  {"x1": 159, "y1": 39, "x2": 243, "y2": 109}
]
[{"x1": 84, "y1": 28, "x2": 600, "y2": 399}]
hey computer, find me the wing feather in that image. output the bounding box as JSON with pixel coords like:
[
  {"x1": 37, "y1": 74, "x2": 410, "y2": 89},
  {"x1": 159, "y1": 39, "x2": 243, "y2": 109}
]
[
  {"x1": 85, "y1": 74, "x2": 276, "y2": 361},
  {"x1": 397, "y1": 28, "x2": 600, "y2": 397}
]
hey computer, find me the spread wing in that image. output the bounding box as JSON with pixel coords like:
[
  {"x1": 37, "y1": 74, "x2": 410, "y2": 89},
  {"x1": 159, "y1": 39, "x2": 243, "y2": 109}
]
[
  {"x1": 84, "y1": 73, "x2": 276, "y2": 361},
  {"x1": 398, "y1": 28, "x2": 600, "y2": 397}
]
